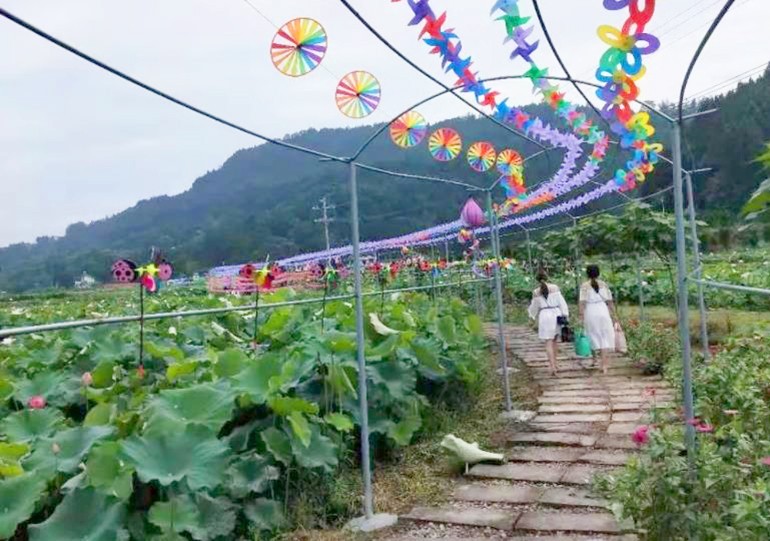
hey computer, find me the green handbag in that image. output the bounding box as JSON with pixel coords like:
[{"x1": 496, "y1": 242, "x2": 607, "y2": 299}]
[{"x1": 574, "y1": 330, "x2": 592, "y2": 357}]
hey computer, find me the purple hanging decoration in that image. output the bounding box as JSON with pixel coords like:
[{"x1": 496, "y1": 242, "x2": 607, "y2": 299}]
[{"x1": 460, "y1": 197, "x2": 486, "y2": 228}]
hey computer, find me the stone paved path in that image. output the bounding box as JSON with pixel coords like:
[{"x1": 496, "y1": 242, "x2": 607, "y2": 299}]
[{"x1": 385, "y1": 324, "x2": 672, "y2": 540}]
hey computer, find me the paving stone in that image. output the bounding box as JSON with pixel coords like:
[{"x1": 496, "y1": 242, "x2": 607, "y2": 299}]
[
  {"x1": 403, "y1": 506, "x2": 517, "y2": 530},
  {"x1": 509, "y1": 432, "x2": 598, "y2": 447},
  {"x1": 607, "y1": 422, "x2": 639, "y2": 435},
  {"x1": 541, "y1": 390, "x2": 609, "y2": 398},
  {"x1": 507, "y1": 536, "x2": 639, "y2": 541},
  {"x1": 596, "y1": 435, "x2": 638, "y2": 450},
  {"x1": 499, "y1": 409, "x2": 537, "y2": 422},
  {"x1": 539, "y1": 396, "x2": 609, "y2": 405},
  {"x1": 508, "y1": 446, "x2": 586, "y2": 463},
  {"x1": 539, "y1": 403, "x2": 609, "y2": 413},
  {"x1": 527, "y1": 422, "x2": 602, "y2": 434},
  {"x1": 468, "y1": 463, "x2": 566, "y2": 483},
  {"x1": 533, "y1": 413, "x2": 610, "y2": 424},
  {"x1": 560, "y1": 464, "x2": 607, "y2": 485},
  {"x1": 539, "y1": 487, "x2": 608, "y2": 508},
  {"x1": 454, "y1": 483, "x2": 542, "y2": 504},
  {"x1": 580, "y1": 450, "x2": 632, "y2": 466},
  {"x1": 612, "y1": 411, "x2": 647, "y2": 422},
  {"x1": 515, "y1": 511, "x2": 623, "y2": 533}
]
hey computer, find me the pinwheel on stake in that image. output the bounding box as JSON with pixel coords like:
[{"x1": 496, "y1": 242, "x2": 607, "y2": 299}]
[
  {"x1": 390, "y1": 110, "x2": 428, "y2": 148},
  {"x1": 270, "y1": 18, "x2": 328, "y2": 77},
  {"x1": 467, "y1": 141, "x2": 497, "y2": 173},
  {"x1": 496, "y1": 148, "x2": 524, "y2": 176},
  {"x1": 428, "y1": 128, "x2": 462, "y2": 161},
  {"x1": 336, "y1": 71, "x2": 381, "y2": 118}
]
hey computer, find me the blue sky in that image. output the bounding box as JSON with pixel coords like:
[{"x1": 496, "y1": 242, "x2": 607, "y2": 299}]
[{"x1": 1, "y1": 0, "x2": 767, "y2": 247}]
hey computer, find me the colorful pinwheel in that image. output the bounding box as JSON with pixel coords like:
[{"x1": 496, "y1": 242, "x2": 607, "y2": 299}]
[
  {"x1": 496, "y1": 148, "x2": 524, "y2": 175},
  {"x1": 335, "y1": 71, "x2": 381, "y2": 118},
  {"x1": 467, "y1": 141, "x2": 497, "y2": 173},
  {"x1": 112, "y1": 257, "x2": 173, "y2": 293},
  {"x1": 270, "y1": 18, "x2": 328, "y2": 77},
  {"x1": 390, "y1": 110, "x2": 428, "y2": 148},
  {"x1": 428, "y1": 128, "x2": 462, "y2": 161}
]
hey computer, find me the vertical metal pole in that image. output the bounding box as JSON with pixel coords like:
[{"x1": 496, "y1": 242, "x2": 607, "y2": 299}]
[
  {"x1": 685, "y1": 172, "x2": 710, "y2": 359},
  {"x1": 672, "y1": 124, "x2": 697, "y2": 456},
  {"x1": 571, "y1": 217, "x2": 581, "y2": 303},
  {"x1": 444, "y1": 239, "x2": 450, "y2": 261},
  {"x1": 486, "y1": 192, "x2": 513, "y2": 412},
  {"x1": 524, "y1": 227, "x2": 533, "y2": 273},
  {"x1": 348, "y1": 162, "x2": 374, "y2": 518},
  {"x1": 635, "y1": 254, "x2": 645, "y2": 323}
]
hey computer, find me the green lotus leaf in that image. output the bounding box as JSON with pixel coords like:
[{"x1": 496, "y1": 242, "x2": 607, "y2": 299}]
[
  {"x1": 0, "y1": 442, "x2": 29, "y2": 477},
  {"x1": 14, "y1": 371, "x2": 67, "y2": 404},
  {"x1": 85, "y1": 442, "x2": 133, "y2": 500},
  {"x1": 324, "y1": 331, "x2": 357, "y2": 354},
  {"x1": 90, "y1": 361, "x2": 115, "y2": 389},
  {"x1": 437, "y1": 315, "x2": 456, "y2": 344},
  {"x1": 166, "y1": 361, "x2": 197, "y2": 382},
  {"x1": 260, "y1": 427, "x2": 293, "y2": 466},
  {"x1": 244, "y1": 498, "x2": 286, "y2": 532},
  {"x1": 90, "y1": 333, "x2": 136, "y2": 364},
  {"x1": 46, "y1": 426, "x2": 114, "y2": 473},
  {"x1": 410, "y1": 337, "x2": 445, "y2": 375},
  {"x1": 288, "y1": 424, "x2": 338, "y2": 472},
  {"x1": 28, "y1": 487, "x2": 127, "y2": 541},
  {"x1": 287, "y1": 411, "x2": 311, "y2": 448},
  {"x1": 368, "y1": 360, "x2": 417, "y2": 399},
  {"x1": 144, "y1": 382, "x2": 235, "y2": 436},
  {"x1": 268, "y1": 396, "x2": 319, "y2": 416},
  {"x1": 120, "y1": 425, "x2": 230, "y2": 490},
  {"x1": 324, "y1": 413, "x2": 354, "y2": 433},
  {"x1": 25, "y1": 341, "x2": 64, "y2": 367},
  {"x1": 148, "y1": 494, "x2": 198, "y2": 534},
  {"x1": 231, "y1": 354, "x2": 283, "y2": 404},
  {"x1": 226, "y1": 453, "x2": 280, "y2": 498},
  {"x1": 464, "y1": 314, "x2": 484, "y2": 336},
  {"x1": 84, "y1": 403, "x2": 115, "y2": 427},
  {"x1": 187, "y1": 493, "x2": 237, "y2": 541},
  {"x1": 0, "y1": 378, "x2": 14, "y2": 402},
  {"x1": 0, "y1": 473, "x2": 47, "y2": 538},
  {"x1": 215, "y1": 348, "x2": 248, "y2": 377},
  {"x1": 367, "y1": 334, "x2": 400, "y2": 359},
  {"x1": 387, "y1": 413, "x2": 422, "y2": 446},
  {"x1": 0, "y1": 408, "x2": 64, "y2": 442},
  {"x1": 326, "y1": 363, "x2": 357, "y2": 399}
]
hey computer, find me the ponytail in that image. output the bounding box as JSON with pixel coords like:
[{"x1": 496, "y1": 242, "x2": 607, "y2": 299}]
[
  {"x1": 586, "y1": 264, "x2": 601, "y2": 294},
  {"x1": 536, "y1": 270, "x2": 549, "y2": 299}
]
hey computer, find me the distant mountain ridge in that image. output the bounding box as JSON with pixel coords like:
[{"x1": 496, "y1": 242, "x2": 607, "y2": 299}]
[{"x1": 2, "y1": 68, "x2": 769, "y2": 292}]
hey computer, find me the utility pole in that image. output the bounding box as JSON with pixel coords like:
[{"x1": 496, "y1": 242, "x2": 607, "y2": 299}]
[{"x1": 313, "y1": 196, "x2": 335, "y2": 260}]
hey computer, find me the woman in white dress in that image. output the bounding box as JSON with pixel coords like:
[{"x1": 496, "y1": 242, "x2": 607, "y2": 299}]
[
  {"x1": 579, "y1": 265, "x2": 618, "y2": 374},
  {"x1": 528, "y1": 271, "x2": 569, "y2": 376}
]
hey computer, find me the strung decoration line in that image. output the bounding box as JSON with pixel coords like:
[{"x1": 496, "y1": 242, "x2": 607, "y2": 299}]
[
  {"x1": 428, "y1": 128, "x2": 462, "y2": 161},
  {"x1": 467, "y1": 141, "x2": 497, "y2": 173},
  {"x1": 336, "y1": 70, "x2": 381, "y2": 118},
  {"x1": 270, "y1": 18, "x2": 328, "y2": 77},
  {"x1": 390, "y1": 110, "x2": 428, "y2": 148}
]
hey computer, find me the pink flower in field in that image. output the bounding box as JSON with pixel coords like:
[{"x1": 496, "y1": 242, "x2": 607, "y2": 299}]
[
  {"x1": 695, "y1": 423, "x2": 714, "y2": 433},
  {"x1": 631, "y1": 425, "x2": 651, "y2": 447},
  {"x1": 760, "y1": 457, "x2": 770, "y2": 467},
  {"x1": 137, "y1": 364, "x2": 146, "y2": 380},
  {"x1": 27, "y1": 395, "x2": 46, "y2": 409},
  {"x1": 81, "y1": 372, "x2": 93, "y2": 386}
]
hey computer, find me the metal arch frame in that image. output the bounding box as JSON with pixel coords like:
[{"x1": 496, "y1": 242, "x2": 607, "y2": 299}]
[{"x1": 1, "y1": 0, "x2": 745, "y2": 525}]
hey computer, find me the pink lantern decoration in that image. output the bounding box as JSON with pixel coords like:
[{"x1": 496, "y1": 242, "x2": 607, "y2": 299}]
[{"x1": 460, "y1": 197, "x2": 485, "y2": 228}]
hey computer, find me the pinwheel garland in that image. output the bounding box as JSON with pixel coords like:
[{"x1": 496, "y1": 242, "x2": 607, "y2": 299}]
[
  {"x1": 496, "y1": 149, "x2": 524, "y2": 176},
  {"x1": 112, "y1": 258, "x2": 173, "y2": 293},
  {"x1": 467, "y1": 141, "x2": 497, "y2": 173},
  {"x1": 429, "y1": 128, "x2": 462, "y2": 161},
  {"x1": 270, "y1": 18, "x2": 328, "y2": 77},
  {"x1": 390, "y1": 110, "x2": 428, "y2": 148},
  {"x1": 336, "y1": 71, "x2": 381, "y2": 118}
]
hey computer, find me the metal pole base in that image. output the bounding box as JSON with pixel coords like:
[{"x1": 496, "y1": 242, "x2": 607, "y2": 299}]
[{"x1": 345, "y1": 513, "x2": 398, "y2": 533}]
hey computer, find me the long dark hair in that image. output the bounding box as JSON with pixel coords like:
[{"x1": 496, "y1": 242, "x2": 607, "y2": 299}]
[
  {"x1": 586, "y1": 264, "x2": 600, "y2": 293},
  {"x1": 536, "y1": 270, "x2": 549, "y2": 299}
]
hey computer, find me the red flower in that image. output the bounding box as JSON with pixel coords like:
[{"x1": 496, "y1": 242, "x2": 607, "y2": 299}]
[
  {"x1": 27, "y1": 395, "x2": 46, "y2": 409},
  {"x1": 695, "y1": 422, "x2": 714, "y2": 433},
  {"x1": 760, "y1": 457, "x2": 770, "y2": 467},
  {"x1": 631, "y1": 425, "x2": 650, "y2": 447},
  {"x1": 81, "y1": 372, "x2": 93, "y2": 386},
  {"x1": 137, "y1": 364, "x2": 146, "y2": 379},
  {"x1": 140, "y1": 273, "x2": 157, "y2": 293}
]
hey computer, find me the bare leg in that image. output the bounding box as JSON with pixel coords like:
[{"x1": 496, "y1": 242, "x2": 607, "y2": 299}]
[
  {"x1": 600, "y1": 348, "x2": 609, "y2": 375},
  {"x1": 546, "y1": 339, "x2": 558, "y2": 376}
]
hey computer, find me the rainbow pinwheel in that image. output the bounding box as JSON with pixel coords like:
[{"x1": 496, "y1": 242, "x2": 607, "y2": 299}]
[
  {"x1": 390, "y1": 110, "x2": 428, "y2": 148},
  {"x1": 428, "y1": 128, "x2": 462, "y2": 161},
  {"x1": 270, "y1": 18, "x2": 327, "y2": 77},
  {"x1": 496, "y1": 148, "x2": 524, "y2": 175},
  {"x1": 467, "y1": 141, "x2": 497, "y2": 173},
  {"x1": 335, "y1": 71, "x2": 381, "y2": 118}
]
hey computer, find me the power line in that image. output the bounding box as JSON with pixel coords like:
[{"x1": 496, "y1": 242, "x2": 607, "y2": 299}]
[
  {"x1": 313, "y1": 196, "x2": 336, "y2": 258},
  {"x1": 685, "y1": 61, "x2": 768, "y2": 102}
]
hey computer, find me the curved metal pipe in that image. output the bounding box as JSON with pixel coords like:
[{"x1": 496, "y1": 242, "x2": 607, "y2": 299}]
[{"x1": 678, "y1": 0, "x2": 737, "y2": 122}]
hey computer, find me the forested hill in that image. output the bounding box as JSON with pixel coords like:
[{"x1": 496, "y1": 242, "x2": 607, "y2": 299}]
[{"x1": 2, "y1": 67, "x2": 769, "y2": 292}]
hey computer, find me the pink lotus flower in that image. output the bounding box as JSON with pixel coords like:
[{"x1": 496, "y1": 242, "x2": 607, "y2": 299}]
[
  {"x1": 631, "y1": 425, "x2": 651, "y2": 447},
  {"x1": 137, "y1": 364, "x2": 146, "y2": 379},
  {"x1": 27, "y1": 395, "x2": 46, "y2": 409},
  {"x1": 81, "y1": 372, "x2": 93, "y2": 386},
  {"x1": 760, "y1": 457, "x2": 770, "y2": 467},
  {"x1": 695, "y1": 423, "x2": 714, "y2": 433}
]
